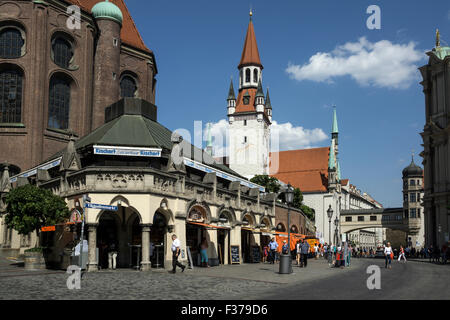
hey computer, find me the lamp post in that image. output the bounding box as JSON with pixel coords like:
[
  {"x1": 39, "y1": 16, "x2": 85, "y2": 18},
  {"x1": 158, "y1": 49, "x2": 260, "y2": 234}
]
[
  {"x1": 280, "y1": 184, "x2": 294, "y2": 274},
  {"x1": 327, "y1": 205, "x2": 333, "y2": 264},
  {"x1": 334, "y1": 216, "x2": 340, "y2": 248}
]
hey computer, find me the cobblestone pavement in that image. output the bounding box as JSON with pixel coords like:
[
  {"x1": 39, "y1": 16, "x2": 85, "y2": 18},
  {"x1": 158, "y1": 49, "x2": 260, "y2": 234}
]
[{"x1": 0, "y1": 255, "x2": 448, "y2": 300}]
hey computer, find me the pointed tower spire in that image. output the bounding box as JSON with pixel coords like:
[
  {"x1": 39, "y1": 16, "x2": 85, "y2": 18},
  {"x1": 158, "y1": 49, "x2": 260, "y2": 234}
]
[
  {"x1": 436, "y1": 29, "x2": 441, "y2": 48},
  {"x1": 255, "y1": 79, "x2": 264, "y2": 98},
  {"x1": 227, "y1": 78, "x2": 236, "y2": 101},
  {"x1": 332, "y1": 106, "x2": 339, "y2": 147},
  {"x1": 238, "y1": 15, "x2": 262, "y2": 69},
  {"x1": 265, "y1": 88, "x2": 272, "y2": 109}
]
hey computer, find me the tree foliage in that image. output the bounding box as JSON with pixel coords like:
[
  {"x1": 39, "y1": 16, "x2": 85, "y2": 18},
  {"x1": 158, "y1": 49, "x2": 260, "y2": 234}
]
[
  {"x1": 251, "y1": 175, "x2": 315, "y2": 222},
  {"x1": 250, "y1": 175, "x2": 281, "y2": 193},
  {"x1": 4, "y1": 185, "x2": 70, "y2": 238}
]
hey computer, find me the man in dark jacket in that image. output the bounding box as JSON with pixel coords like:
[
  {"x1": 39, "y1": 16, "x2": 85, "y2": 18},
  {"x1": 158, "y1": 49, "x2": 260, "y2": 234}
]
[{"x1": 300, "y1": 240, "x2": 310, "y2": 268}]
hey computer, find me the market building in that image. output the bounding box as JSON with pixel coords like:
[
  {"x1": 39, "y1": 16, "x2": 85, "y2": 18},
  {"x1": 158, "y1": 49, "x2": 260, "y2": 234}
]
[{"x1": 1, "y1": 97, "x2": 278, "y2": 270}]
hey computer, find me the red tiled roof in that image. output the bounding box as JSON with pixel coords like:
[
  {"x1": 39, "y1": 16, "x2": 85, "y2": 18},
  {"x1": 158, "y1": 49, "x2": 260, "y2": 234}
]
[
  {"x1": 235, "y1": 88, "x2": 256, "y2": 113},
  {"x1": 270, "y1": 147, "x2": 330, "y2": 193},
  {"x1": 239, "y1": 19, "x2": 262, "y2": 68},
  {"x1": 66, "y1": 0, "x2": 151, "y2": 53}
]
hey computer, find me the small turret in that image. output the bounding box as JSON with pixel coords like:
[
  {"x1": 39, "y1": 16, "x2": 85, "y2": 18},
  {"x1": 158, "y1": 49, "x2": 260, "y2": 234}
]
[
  {"x1": 227, "y1": 79, "x2": 236, "y2": 114},
  {"x1": 265, "y1": 88, "x2": 272, "y2": 122},
  {"x1": 255, "y1": 79, "x2": 265, "y2": 113}
]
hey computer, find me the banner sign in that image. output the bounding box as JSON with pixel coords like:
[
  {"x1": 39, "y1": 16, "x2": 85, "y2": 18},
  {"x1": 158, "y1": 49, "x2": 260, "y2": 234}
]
[
  {"x1": 85, "y1": 203, "x2": 118, "y2": 211},
  {"x1": 93, "y1": 145, "x2": 162, "y2": 158},
  {"x1": 41, "y1": 226, "x2": 56, "y2": 232},
  {"x1": 10, "y1": 157, "x2": 62, "y2": 183},
  {"x1": 183, "y1": 158, "x2": 265, "y2": 192}
]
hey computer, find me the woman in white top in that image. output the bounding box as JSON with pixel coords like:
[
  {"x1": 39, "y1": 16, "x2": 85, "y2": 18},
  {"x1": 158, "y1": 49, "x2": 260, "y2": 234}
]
[
  {"x1": 296, "y1": 240, "x2": 302, "y2": 266},
  {"x1": 384, "y1": 242, "x2": 393, "y2": 269},
  {"x1": 398, "y1": 246, "x2": 407, "y2": 263},
  {"x1": 314, "y1": 244, "x2": 319, "y2": 260}
]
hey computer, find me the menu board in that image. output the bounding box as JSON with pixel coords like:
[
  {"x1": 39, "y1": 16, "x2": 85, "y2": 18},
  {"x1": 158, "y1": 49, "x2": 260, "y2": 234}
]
[
  {"x1": 251, "y1": 246, "x2": 261, "y2": 263},
  {"x1": 230, "y1": 245, "x2": 240, "y2": 264}
]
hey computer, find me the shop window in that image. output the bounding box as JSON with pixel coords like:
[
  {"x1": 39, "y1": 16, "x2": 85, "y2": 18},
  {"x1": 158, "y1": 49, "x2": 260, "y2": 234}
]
[
  {"x1": 0, "y1": 67, "x2": 23, "y2": 123},
  {"x1": 48, "y1": 76, "x2": 71, "y2": 130}
]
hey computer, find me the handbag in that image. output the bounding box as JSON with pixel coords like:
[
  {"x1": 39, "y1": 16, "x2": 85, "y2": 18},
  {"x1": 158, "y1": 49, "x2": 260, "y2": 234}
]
[{"x1": 390, "y1": 252, "x2": 394, "y2": 260}]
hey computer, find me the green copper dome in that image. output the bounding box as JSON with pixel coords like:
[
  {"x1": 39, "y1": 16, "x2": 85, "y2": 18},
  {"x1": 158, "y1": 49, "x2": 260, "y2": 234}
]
[{"x1": 92, "y1": 0, "x2": 123, "y2": 25}]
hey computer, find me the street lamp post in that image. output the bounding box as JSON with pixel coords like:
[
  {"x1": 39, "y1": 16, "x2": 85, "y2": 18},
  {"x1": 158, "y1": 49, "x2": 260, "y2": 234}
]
[
  {"x1": 280, "y1": 184, "x2": 294, "y2": 274},
  {"x1": 327, "y1": 205, "x2": 333, "y2": 265},
  {"x1": 334, "y1": 216, "x2": 340, "y2": 248}
]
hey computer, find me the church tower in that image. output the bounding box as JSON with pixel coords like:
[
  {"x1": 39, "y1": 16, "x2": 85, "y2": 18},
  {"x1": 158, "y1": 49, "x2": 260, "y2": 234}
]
[
  {"x1": 328, "y1": 107, "x2": 339, "y2": 191},
  {"x1": 227, "y1": 11, "x2": 271, "y2": 179}
]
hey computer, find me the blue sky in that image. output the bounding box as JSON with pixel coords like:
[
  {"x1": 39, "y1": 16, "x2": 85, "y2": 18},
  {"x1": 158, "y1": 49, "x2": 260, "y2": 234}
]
[{"x1": 126, "y1": 0, "x2": 449, "y2": 208}]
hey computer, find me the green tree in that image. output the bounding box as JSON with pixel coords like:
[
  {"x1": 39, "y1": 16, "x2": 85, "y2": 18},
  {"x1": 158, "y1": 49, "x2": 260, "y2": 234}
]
[
  {"x1": 4, "y1": 185, "x2": 69, "y2": 247},
  {"x1": 250, "y1": 175, "x2": 281, "y2": 193}
]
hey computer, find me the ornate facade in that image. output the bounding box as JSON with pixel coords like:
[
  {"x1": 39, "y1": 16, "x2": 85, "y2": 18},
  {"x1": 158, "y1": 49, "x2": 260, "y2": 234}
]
[{"x1": 419, "y1": 31, "x2": 450, "y2": 249}]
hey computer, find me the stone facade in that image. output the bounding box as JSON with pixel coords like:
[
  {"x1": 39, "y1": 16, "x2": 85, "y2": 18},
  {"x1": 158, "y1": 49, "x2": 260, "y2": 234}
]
[
  {"x1": 0, "y1": 0, "x2": 157, "y2": 173},
  {"x1": 419, "y1": 41, "x2": 450, "y2": 249}
]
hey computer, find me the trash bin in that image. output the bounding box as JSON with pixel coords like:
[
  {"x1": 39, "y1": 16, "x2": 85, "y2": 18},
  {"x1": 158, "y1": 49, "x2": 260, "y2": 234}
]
[{"x1": 279, "y1": 254, "x2": 292, "y2": 274}]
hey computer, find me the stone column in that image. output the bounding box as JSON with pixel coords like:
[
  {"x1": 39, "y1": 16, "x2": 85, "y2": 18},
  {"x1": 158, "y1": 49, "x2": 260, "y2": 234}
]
[
  {"x1": 87, "y1": 224, "x2": 98, "y2": 272},
  {"x1": 141, "y1": 224, "x2": 152, "y2": 271}
]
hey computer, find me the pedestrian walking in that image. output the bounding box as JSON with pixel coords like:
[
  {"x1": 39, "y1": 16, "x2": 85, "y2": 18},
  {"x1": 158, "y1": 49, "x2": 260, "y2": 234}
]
[
  {"x1": 384, "y1": 242, "x2": 393, "y2": 269},
  {"x1": 262, "y1": 245, "x2": 268, "y2": 263},
  {"x1": 300, "y1": 239, "x2": 310, "y2": 268},
  {"x1": 347, "y1": 244, "x2": 352, "y2": 267},
  {"x1": 108, "y1": 242, "x2": 118, "y2": 270},
  {"x1": 268, "y1": 238, "x2": 278, "y2": 264},
  {"x1": 398, "y1": 246, "x2": 407, "y2": 263},
  {"x1": 314, "y1": 243, "x2": 319, "y2": 260},
  {"x1": 171, "y1": 234, "x2": 185, "y2": 273},
  {"x1": 200, "y1": 238, "x2": 209, "y2": 268},
  {"x1": 296, "y1": 240, "x2": 301, "y2": 266}
]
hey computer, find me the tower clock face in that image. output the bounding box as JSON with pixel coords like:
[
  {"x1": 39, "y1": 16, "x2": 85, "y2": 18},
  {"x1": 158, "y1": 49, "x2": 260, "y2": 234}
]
[{"x1": 243, "y1": 97, "x2": 250, "y2": 105}]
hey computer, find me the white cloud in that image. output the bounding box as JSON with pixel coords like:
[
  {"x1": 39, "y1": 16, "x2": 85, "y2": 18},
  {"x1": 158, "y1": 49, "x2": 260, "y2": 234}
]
[
  {"x1": 205, "y1": 120, "x2": 328, "y2": 157},
  {"x1": 286, "y1": 37, "x2": 425, "y2": 89}
]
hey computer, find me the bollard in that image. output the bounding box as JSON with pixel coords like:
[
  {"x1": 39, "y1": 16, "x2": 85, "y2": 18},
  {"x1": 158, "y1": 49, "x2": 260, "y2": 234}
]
[{"x1": 279, "y1": 254, "x2": 292, "y2": 274}]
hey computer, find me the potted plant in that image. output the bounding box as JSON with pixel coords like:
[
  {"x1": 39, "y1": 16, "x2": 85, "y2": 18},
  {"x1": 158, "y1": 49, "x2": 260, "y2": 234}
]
[{"x1": 4, "y1": 185, "x2": 69, "y2": 270}]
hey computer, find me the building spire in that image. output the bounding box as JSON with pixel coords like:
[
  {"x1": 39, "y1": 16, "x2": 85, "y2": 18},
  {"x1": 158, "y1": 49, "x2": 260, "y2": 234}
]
[
  {"x1": 332, "y1": 106, "x2": 339, "y2": 134},
  {"x1": 227, "y1": 79, "x2": 236, "y2": 100},
  {"x1": 328, "y1": 139, "x2": 336, "y2": 170},
  {"x1": 238, "y1": 14, "x2": 262, "y2": 69},
  {"x1": 255, "y1": 79, "x2": 264, "y2": 98},
  {"x1": 436, "y1": 29, "x2": 441, "y2": 48},
  {"x1": 265, "y1": 88, "x2": 272, "y2": 109}
]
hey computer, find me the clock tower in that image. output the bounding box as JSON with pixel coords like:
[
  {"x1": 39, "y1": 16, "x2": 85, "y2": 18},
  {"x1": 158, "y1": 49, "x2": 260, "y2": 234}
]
[{"x1": 227, "y1": 12, "x2": 271, "y2": 179}]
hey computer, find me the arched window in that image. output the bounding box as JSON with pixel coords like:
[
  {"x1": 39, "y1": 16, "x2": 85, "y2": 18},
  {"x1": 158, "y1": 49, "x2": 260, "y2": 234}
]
[
  {"x1": 0, "y1": 28, "x2": 24, "y2": 59},
  {"x1": 52, "y1": 37, "x2": 73, "y2": 69},
  {"x1": 0, "y1": 68, "x2": 23, "y2": 123},
  {"x1": 245, "y1": 68, "x2": 250, "y2": 83},
  {"x1": 48, "y1": 76, "x2": 70, "y2": 130},
  {"x1": 240, "y1": 70, "x2": 243, "y2": 86},
  {"x1": 120, "y1": 75, "x2": 137, "y2": 98},
  {"x1": 253, "y1": 69, "x2": 258, "y2": 83},
  {"x1": 276, "y1": 223, "x2": 286, "y2": 232}
]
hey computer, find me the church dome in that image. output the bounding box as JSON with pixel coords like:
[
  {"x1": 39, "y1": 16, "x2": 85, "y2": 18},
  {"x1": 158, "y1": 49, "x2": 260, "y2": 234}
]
[
  {"x1": 91, "y1": 0, "x2": 123, "y2": 25},
  {"x1": 403, "y1": 159, "x2": 423, "y2": 177}
]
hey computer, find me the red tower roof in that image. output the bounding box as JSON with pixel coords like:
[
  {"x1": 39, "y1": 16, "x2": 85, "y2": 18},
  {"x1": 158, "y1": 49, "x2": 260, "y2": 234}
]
[{"x1": 238, "y1": 19, "x2": 263, "y2": 69}]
